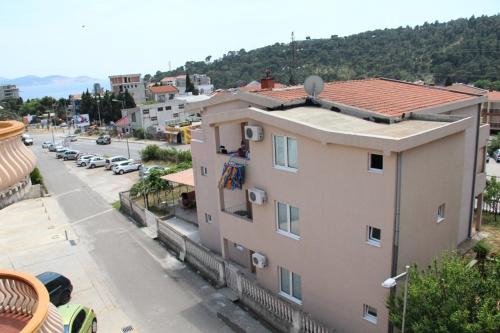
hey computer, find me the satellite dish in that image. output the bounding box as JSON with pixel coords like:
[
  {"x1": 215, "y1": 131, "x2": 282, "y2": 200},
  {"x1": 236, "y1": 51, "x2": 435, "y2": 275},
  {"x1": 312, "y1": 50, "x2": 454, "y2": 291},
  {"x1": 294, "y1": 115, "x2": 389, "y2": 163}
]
[{"x1": 304, "y1": 75, "x2": 324, "y2": 97}]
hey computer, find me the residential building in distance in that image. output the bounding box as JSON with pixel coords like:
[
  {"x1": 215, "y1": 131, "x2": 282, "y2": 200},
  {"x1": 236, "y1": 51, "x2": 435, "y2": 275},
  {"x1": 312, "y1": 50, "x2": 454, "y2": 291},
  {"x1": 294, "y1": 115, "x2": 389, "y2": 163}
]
[
  {"x1": 160, "y1": 76, "x2": 176, "y2": 86},
  {"x1": 188, "y1": 78, "x2": 488, "y2": 333},
  {"x1": 109, "y1": 73, "x2": 146, "y2": 104},
  {"x1": 0, "y1": 84, "x2": 20, "y2": 100},
  {"x1": 93, "y1": 82, "x2": 104, "y2": 95},
  {"x1": 149, "y1": 85, "x2": 178, "y2": 103},
  {"x1": 68, "y1": 93, "x2": 82, "y2": 116},
  {"x1": 167, "y1": 74, "x2": 214, "y2": 95}
]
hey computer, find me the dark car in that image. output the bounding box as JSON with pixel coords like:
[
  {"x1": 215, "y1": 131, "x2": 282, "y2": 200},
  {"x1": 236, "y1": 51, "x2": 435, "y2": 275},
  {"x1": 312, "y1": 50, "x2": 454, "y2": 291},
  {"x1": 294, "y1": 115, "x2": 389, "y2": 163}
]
[
  {"x1": 36, "y1": 271, "x2": 73, "y2": 306},
  {"x1": 96, "y1": 135, "x2": 111, "y2": 145}
]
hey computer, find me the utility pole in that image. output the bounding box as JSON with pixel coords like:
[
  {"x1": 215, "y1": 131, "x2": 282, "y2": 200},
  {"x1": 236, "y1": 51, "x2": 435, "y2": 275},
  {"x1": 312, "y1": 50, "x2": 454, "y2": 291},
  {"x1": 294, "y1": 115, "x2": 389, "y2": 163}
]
[
  {"x1": 289, "y1": 31, "x2": 297, "y2": 86},
  {"x1": 97, "y1": 96, "x2": 102, "y2": 127}
]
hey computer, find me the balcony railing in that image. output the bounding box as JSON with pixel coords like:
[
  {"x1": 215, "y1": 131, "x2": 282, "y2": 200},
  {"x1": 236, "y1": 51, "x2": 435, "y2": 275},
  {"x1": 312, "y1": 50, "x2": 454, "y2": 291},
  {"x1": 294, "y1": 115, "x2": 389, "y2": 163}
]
[{"x1": 223, "y1": 203, "x2": 253, "y2": 222}]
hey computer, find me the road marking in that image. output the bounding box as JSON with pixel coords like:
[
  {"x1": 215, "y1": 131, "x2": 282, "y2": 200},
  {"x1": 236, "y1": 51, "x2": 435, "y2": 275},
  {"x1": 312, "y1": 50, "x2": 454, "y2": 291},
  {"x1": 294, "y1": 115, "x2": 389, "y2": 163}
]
[
  {"x1": 52, "y1": 188, "x2": 83, "y2": 198},
  {"x1": 71, "y1": 209, "x2": 113, "y2": 225}
]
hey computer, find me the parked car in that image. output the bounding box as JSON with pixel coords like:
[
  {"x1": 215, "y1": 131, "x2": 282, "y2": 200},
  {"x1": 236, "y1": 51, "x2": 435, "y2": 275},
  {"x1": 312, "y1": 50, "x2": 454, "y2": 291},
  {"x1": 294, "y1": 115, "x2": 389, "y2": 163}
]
[
  {"x1": 139, "y1": 165, "x2": 167, "y2": 178},
  {"x1": 36, "y1": 272, "x2": 73, "y2": 306},
  {"x1": 104, "y1": 156, "x2": 128, "y2": 170},
  {"x1": 42, "y1": 141, "x2": 54, "y2": 149},
  {"x1": 76, "y1": 155, "x2": 96, "y2": 167},
  {"x1": 48, "y1": 144, "x2": 61, "y2": 152},
  {"x1": 87, "y1": 156, "x2": 106, "y2": 169},
  {"x1": 58, "y1": 304, "x2": 97, "y2": 333},
  {"x1": 56, "y1": 147, "x2": 69, "y2": 158},
  {"x1": 112, "y1": 160, "x2": 141, "y2": 175},
  {"x1": 96, "y1": 135, "x2": 111, "y2": 145},
  {"x1": 63, "y1": 150, "x2": 80, "y2": 161},
  {"x1": 21, "y1": 134, "x2": 33, "y2": 146},
  {"x1": 65, "y1": 134, "x2": 77, "y2": 142}
]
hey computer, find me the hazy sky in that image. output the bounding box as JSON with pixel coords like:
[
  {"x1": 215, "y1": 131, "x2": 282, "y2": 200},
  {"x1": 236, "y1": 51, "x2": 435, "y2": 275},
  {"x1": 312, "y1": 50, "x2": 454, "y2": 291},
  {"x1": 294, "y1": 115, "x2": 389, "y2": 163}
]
[{"x1": 1, "y1": 0, "x2": 498, "y2": 79}]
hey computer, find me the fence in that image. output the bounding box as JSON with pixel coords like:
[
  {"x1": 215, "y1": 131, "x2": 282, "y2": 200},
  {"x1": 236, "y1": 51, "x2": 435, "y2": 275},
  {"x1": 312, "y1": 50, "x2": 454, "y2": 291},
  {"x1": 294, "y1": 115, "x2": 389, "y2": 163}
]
[{"x1": 119, "y1": 191, "x2": 333, "y2": 333}]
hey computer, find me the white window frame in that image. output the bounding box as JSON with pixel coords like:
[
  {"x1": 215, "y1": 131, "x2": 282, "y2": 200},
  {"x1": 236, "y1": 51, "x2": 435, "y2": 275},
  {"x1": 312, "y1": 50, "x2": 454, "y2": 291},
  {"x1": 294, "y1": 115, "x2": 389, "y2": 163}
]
[
  {"x1": 368, "y1": 153, "x2": 383, "y2": 173},
  {"x1": 366, "y1": 226, "x2": 381, "y2": 247},
  {"x1": 363, "y1": 304, "x2": 378, "y2": 324},
  {"x1": 273, "y1": 135, "x2": 298, "y2": 172},
  {"x1": 205, "y1": 213, "x2": 212, "y2": 224},
  {"x1": 437, "y1": 203, "x2": 445, "y2": 223},
  {"x1": 200, "y1": 166, "x2": 208, "y2": 176},
  {"x1": 278, "y1": 267, "x2": 302, "y2": 305},
  {"x1": 276, "y1": 202, "x2": 300, "y2": 239}
]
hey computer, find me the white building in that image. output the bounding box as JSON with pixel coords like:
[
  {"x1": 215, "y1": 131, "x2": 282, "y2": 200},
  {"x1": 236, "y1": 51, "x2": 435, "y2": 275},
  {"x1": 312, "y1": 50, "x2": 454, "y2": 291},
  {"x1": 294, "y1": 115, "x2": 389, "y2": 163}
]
[
  {"x1": 109, "y1": 74, "x2": 146, "y2": 104},
  {"x1": 0, "y1": 84, "x2": 19, "y2": 100},
  {"x1": 161, "y1": 74, "x2": 214, "y2": 95}
]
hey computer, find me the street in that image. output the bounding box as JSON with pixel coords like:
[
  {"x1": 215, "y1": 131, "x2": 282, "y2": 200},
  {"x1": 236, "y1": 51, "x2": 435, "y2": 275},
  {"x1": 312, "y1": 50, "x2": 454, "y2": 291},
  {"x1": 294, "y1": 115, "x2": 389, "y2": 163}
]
[{"x1": 18, "y1": 133, "x2": 234, "y2": 332}]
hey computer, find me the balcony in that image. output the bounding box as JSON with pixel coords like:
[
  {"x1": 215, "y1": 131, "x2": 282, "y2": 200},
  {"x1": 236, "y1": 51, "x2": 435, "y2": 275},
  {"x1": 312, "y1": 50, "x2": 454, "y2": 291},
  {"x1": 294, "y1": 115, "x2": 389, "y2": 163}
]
[
  {"x1": 0, "y1": 270, "x2": 63, "y2": 333},
  {"x1": 223, "y1": 203, "x2": 253, "y2": 222},
  {"x1": 215, "y1": 122, "x2": 251, "y2": 160}
]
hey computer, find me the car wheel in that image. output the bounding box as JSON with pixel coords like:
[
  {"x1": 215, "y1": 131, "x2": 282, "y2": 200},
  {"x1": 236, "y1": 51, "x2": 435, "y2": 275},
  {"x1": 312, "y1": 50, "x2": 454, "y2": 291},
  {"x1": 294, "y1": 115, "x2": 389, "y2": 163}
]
[
  {"x1": 137, "y1": 165, "x2": 141, "y2": 170},
  {"x1": 63, "y1": 157, "x2": 67, "y2": 160},
  {"x1": 119, "y1": 170, "x2": 124, "y2": 175},
  {"x1": 81, "y1": 162, "x2": 86, "y2": 167},
  {"x1": 92, "y1": 318, "x2": 97, "y2": 333},
  {"x1": 90, "y1": 164, "x2": 95, "y2": 169},
  {"x1": 60, "y1": 290, "x2": 71, "y2": 305}
]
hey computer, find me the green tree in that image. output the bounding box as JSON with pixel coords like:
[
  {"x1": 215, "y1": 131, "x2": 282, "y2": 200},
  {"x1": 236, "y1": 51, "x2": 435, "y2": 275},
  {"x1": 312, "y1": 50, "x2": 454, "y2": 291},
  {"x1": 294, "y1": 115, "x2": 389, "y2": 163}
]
[
  {"x1": 388, "y1": 253, "x2": 500, "y2": 333},
  {"x1": 185, "y1": 72, "x2": 198, "y2": 95},
  {"x1": 123, "y1": 89, "x2": 136, "y2": 108},
  {"x1": 484, "y1": 176, "x2": 500, "y2": 221}
]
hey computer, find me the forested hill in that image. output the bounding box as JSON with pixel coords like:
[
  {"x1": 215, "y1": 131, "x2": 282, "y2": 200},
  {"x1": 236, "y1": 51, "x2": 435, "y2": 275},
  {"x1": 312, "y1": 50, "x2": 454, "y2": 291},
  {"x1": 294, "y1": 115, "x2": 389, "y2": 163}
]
[{"x1": 148, "y1": 14, "x2": 500, "y2": 88}]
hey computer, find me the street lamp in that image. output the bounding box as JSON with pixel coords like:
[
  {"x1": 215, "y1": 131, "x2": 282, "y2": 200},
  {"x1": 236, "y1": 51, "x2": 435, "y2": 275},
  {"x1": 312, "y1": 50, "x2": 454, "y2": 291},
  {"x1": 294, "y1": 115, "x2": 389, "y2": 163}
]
[{"x1": 382, "y1": 265, "x2": 410, "y2": 333}]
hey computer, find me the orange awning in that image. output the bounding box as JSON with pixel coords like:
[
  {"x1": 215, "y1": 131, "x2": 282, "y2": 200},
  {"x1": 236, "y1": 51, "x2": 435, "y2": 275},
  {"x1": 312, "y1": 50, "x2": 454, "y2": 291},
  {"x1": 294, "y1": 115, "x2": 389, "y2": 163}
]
[{"x1": 161, "y1": 168, "x2": 194, "y2": 187}]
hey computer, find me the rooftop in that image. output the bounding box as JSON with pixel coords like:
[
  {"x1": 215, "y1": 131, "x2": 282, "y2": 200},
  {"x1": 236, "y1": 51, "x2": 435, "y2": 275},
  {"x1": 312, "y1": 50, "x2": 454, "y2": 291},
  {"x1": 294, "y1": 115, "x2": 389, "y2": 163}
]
[
  {"x1": 488, "y1": 91, "x2": 500, "y2": 101},
  {"x1": 150, "y1": 85, "x2": 178, "y2": 94},
  {"x1": 442, "y1": 83, "x2": 488, "y2": 95},
  {"x1": 252, "y1": 78, "x2": 478, "y2": 116},
  {"x1": 161, "y1": 76, "x2": 176, "y2": 82}
]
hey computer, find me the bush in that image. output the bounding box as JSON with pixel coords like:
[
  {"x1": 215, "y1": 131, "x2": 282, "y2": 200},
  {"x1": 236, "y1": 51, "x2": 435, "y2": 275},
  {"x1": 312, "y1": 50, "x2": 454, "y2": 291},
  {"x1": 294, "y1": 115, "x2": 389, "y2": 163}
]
[
  {"x1": 177, "y1": 150, "x2": 192, "y2": 162},
  {"x1": 473, "y1": 240, "x2": 492, "y2": 259},
  {"x1": 74, "y1": 128, "x2": 81, "y2": 134},
  {"x1": 145, "y1": 132, "x2": 155, "y2": 140},
  {"x1": 141, "y1": 144, "x2": 161, "y2": 161},
  {"x1": 133, "y1": 128, "x2": 145, "y2": 139},
  {"x1": 30, "y1": 167, "x2": 44, "y2": 185}
]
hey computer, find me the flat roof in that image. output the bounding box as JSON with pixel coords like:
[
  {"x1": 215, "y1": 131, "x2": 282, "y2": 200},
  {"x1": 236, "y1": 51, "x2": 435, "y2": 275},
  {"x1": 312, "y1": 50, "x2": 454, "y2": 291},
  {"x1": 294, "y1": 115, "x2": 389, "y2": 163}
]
[
  {"x1": 268, "y1": 107, "x2": 448, "y2": 139},
  {"x1": 161, "y1": 168, "x2": 194, "y2": 187}
]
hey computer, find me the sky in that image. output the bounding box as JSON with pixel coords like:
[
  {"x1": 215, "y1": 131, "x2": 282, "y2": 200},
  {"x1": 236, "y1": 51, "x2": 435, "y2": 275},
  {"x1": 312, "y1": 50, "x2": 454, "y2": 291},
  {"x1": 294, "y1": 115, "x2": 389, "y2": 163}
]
[{"x1": 0, "y1": 0, "x2": 498, "y2": 79}]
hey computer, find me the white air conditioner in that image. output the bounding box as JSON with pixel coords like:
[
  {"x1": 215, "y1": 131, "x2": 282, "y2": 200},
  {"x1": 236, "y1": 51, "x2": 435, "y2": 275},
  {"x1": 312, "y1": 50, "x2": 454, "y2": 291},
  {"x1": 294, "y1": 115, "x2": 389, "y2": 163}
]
[
  {"x1": 252, "y1": 252, "x2": 267, "y2": 269},
  {"x1": 248, "y1": 188, "x2": 267, "y2": 205},
  {"x1": 244, "y1": 125, "x2": 264, "y2": 141}
]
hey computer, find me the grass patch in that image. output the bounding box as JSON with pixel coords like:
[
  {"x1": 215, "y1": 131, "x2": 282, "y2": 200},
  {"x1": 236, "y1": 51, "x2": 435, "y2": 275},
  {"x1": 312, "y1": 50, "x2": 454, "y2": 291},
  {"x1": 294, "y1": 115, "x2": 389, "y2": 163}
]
[
  {"x1": 482, "y1": 211, "x2": 500, "y2": 227},
  {"x1": 143, "y1": 160, "x2": 176, "y2": 168},
  {"x1": 112, "y1": 200, "x2": 121, "y2": 210}
]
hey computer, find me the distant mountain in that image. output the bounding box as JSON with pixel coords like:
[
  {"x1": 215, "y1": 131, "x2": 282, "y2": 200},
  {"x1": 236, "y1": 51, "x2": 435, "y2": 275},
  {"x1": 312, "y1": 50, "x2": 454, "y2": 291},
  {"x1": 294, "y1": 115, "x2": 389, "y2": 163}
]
[
  {"x1": 0, "y1": 75, "x2": 109, "y2": 99},
  {"x1": 151, "y1": 14, "x2": 500, "y2": 88}
]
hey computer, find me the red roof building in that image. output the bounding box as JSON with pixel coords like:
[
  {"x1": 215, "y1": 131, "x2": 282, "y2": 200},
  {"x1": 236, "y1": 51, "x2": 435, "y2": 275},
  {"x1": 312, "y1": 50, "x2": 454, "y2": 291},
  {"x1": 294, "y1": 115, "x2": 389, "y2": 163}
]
[{"x1": 149, "y1": 85, "x2": 178, "y2": 94}]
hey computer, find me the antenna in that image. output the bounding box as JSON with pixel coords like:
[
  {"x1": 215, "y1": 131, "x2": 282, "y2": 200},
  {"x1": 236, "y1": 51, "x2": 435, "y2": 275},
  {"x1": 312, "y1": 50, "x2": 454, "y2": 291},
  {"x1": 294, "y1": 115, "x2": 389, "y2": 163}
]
[
  {"x1": 289, "y1": 32, "x2": 297, "y2": 85},
  {"x1": 304, "y1": 75, "x2": 324, "y2": 97}
]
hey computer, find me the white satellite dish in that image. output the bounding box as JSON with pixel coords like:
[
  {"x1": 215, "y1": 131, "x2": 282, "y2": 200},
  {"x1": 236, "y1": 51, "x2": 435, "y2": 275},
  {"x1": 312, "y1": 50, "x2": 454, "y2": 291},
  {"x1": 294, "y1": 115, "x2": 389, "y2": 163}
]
[{"x1": 304, "y1": 75, "x2": 324, "y2": 97}]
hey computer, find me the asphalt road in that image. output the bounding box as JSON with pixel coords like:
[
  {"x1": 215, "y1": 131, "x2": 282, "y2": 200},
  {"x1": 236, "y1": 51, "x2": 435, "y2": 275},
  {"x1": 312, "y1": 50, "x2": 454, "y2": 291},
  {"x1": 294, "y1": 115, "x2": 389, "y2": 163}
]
[{"x1": 30, "y1": 137, "x2": 232, "y2": 333}]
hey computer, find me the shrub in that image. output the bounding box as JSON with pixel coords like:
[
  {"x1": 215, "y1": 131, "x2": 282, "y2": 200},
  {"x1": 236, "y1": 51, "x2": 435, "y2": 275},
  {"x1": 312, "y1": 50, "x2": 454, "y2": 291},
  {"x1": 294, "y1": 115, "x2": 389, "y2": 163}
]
[
  {"x1": 473, "y1": 240, "x2": 491, "y2": 259},
  {"x1": 145, "y1": 132, "x2": 155, "y2": 140},
  {"x1": 30, "y1": 167, "x2": 44, "y2": 185},
  {"x1": 177, "y1": 150, "x2": 192, "y2": 162},
  {"x1": 133, "y1": 128, "x2": 145, "y2": 139},
  {"x1": 141, "y1": 144, "x2": 160, "y2": 161},
  {"x1": 74, "y1": 128, "x2": 81, "y2": 134}
]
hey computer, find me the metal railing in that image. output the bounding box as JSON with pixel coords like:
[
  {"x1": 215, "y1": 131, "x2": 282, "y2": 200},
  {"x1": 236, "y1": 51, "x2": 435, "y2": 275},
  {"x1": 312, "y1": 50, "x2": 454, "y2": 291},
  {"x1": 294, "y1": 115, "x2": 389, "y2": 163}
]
[{"x1": 223, "y1": 203, "x2": 252, "y2": 222}]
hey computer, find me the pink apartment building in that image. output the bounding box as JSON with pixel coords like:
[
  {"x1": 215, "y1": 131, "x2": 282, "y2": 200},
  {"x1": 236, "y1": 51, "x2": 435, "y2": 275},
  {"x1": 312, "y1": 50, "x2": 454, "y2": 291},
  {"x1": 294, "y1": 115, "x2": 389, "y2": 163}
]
[{"x1": 188, "y1": 78, "x2": 489, "y2": 333}]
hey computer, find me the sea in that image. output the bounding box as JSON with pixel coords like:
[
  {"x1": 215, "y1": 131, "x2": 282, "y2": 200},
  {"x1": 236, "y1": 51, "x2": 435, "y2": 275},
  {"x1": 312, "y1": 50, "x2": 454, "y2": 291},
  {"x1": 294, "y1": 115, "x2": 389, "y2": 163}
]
[{"x1": 17, "y1": 80, "x2": 110, "y2": 100}]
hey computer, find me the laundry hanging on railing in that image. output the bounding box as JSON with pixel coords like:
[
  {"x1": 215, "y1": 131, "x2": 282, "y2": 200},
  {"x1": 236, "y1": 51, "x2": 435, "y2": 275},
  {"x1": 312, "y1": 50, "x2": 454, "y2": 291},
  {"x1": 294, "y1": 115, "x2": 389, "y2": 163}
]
[{"x1": 219, "y1": 161, "x2": 245, "y2": 190}]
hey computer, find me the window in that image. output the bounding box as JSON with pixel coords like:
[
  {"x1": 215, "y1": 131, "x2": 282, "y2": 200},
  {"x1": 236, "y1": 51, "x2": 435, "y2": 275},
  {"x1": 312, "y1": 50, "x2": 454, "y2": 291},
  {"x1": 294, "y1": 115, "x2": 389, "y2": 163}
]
[
  {"x1": 437, "y1": 203, "x2": 445, "y2": 223},
  {"x1": 200, "y1": 166, "x2": 208, "y2": 176},
  {"x1": 131, "y1": 112, "x2": 136, "y2": 122},
  {"x1": 151, "y1": 116, "x2": 158, "y2": 121},
  {"x1": 169, "y1": 94, "x2": 174, "y2": 100},
  {"x1": 166, "y1": 106, "x2": 172, "y2": 110},
  {"x1": 143, "y1": 109, "x2": 150, "y2": 114},
  {"x1": 173, "y1": 113, "x2": 179, "y2": 118},
  {"x1": 179, "y1": 104, "x2": 185, "y2": 109},
  {"x1": 205, "y1": 213, "x2": 212, "y2": 224},
  {"x1": 367, "y1": 226, "x2": 381, "y2": 246},
  {"x1": 273, "y1": 135, "x2": 298, "y2": 170},
  {"x1": 276, "y1": 202, "x2": 300, "y2": 238},
  {"x1": 158, "y1": 107, "x2": 164, "y2": 111},
  {"x1": 279, "y1": 267, "x2": 302, "y2": 303},
  {"x1": 369, "y1": 153, "x2": 383, "y2": 172},
  {"x1": 363, "y1": 304, "x2": 378, "y2": 324},
  {"x1": 71, "y1": 310, "x2": 86, "y2": 333}
]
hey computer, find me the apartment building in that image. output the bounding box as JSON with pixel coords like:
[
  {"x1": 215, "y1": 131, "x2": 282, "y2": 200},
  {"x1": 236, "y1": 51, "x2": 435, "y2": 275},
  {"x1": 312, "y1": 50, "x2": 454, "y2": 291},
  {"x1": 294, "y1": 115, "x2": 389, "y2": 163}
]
[
  {"x1": 109, "y1": 74, "x2": 146, "y2": 104},
  {"x1": 149, "y1": 85, "x2": 178, "y2": 103},
  {"x1": 188, "y1": 78, "x2": 488, "y2": 333},
  {"x1": 170, "y1": 74, "x2": 214, "y2": 95},
  {"x1": 0, "y1": 84, "x2": 20, "y2": 100}
]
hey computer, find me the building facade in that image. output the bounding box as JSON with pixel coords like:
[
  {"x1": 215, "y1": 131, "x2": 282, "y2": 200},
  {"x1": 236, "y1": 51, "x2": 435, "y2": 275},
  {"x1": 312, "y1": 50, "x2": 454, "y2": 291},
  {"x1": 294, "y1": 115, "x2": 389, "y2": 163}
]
[
  {"x1": 109, "y1": 74, "x2": 146, "y2": 104},
  {"x1": 188, "y1": 78, "x2": 488, "y2": 333},
  {"x1": 0, "y1": 84, "x2": 20, "y2": 100}
]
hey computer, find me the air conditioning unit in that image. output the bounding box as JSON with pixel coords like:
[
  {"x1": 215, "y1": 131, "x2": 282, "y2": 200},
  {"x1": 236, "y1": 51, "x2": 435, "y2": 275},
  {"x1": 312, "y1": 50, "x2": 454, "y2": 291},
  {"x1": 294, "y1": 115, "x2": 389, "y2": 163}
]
[
  {"x1": 244, "y1": 125, "x2": 264, "y2": 141},
  {"x1": 252, "y1": 252, "x2": 267, "y2": 269},
  {"x1": 248, "y1": 188, "x2": 267, "y2": 205}
]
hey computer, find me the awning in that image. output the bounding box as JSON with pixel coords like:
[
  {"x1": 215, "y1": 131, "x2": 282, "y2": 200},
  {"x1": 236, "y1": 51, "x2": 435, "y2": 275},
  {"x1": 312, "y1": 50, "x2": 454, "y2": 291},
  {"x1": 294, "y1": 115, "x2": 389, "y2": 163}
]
[
  {"x1": 165, "y1": 130, "x2": 180, "y2": 135},
  {"x1": 161, "y1": 168, "x2": 194, "y2": 187}
]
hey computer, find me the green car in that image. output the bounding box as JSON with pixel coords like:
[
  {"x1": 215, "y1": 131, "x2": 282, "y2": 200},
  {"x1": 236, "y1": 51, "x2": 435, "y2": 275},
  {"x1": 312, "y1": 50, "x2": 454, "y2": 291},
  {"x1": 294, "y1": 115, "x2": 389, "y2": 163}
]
[{"x1": 58, "y1": 304, "x2": 97, "y2": 333}]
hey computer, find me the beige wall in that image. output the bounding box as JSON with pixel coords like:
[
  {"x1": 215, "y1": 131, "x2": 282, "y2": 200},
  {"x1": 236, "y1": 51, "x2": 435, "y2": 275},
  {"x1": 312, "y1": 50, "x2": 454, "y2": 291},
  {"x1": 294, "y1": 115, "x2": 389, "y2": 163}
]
[{"x1": 398, "y1": 131, "x2": 465, "y2": 271}]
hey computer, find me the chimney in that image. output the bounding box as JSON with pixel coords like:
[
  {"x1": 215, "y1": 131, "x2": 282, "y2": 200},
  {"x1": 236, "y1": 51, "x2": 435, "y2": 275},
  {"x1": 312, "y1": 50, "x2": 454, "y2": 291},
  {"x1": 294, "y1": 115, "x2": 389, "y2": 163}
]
[{"x1": 260, "y1": 70, "x2": 275, "y2": 90}]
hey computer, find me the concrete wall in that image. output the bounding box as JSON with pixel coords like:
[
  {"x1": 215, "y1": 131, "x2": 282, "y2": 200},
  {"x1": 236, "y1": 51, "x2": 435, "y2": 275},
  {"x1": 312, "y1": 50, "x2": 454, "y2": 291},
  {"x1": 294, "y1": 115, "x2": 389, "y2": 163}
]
[
  {"x1": 216, "y1": 122, "x2": 396, "y2": 333},
  {"x1": 398, "y1": 131, "x2": 466, "y2": 271}
]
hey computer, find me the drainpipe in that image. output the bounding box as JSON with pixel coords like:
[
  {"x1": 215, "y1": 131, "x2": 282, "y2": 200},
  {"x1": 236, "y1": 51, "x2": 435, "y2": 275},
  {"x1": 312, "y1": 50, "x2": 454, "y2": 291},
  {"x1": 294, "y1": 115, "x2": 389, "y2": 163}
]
[
  {"x1": 389, "y1": 152, "x2": 403, "y2": 333},
  {"x1": 467, "y1": 104, "x2": 481, "y2": 239}
]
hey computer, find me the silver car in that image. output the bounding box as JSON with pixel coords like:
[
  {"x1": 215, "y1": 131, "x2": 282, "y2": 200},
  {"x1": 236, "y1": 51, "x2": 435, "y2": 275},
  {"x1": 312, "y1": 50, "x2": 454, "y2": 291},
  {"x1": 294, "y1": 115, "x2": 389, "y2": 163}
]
[
  {"x1": 62, "y1": 150, "x2": 80, "y2": 161},
  {"x1": 55, "y1": 147, "x2": 69, "y2": 158},
  {"x1": 112, "y1": 160, "x2": 141, "y2": 175},
  {"x1": 42, "y1": 141, "x2": 53, "y2": 148},
  {"x1": 105, "y1": 156, "x2": 129, "y2": 170},
  {"x1": 139, "y1": 165, "x2": 167, "y2": 178},
  {"x1": 87, "y1": 156, "x2": 106, "y2": 169},
  {"x1": 76, "y1": 155, "x2": 95, "y2": 167}
]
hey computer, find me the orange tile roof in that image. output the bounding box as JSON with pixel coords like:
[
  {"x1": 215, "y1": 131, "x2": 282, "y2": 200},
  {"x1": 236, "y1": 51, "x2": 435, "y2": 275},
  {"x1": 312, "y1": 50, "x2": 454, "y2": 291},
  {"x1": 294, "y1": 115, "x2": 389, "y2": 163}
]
[
  {"x1": 161, "y1": 76, "x2": 175, "y2": 82},
  {"x1": 253, "y1": 78, "x2": 478, "y2": 116},
  {"x1": 161, "y1": 168, "x2": 194, "y2": 186},
  {"x1": 488, "y1": 91, "x2": 500, "y2": 101},
  {"x1": 442, "y1": 83, "x2": 487, "y2": 95},
  {"x1": 150, "y1": 85, "x2": 178, "y2": 94}
]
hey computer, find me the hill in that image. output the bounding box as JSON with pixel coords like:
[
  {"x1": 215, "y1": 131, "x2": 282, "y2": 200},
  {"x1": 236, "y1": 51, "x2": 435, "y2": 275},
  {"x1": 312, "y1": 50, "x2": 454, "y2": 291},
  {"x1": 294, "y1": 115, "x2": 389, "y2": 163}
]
[{"x1": 149, "y1": 14, "x2": 500, "y2": 88}]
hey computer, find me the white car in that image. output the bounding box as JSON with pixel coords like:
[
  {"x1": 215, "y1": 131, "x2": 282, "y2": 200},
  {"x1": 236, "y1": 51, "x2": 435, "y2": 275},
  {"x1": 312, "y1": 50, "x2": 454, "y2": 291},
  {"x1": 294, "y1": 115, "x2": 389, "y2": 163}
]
[
  {"x1": 76, "y1": 155, "x2": 95, "y2": 167},
  {"x1": 42, "y1": 141, "x2": 53, "y2": 148},
  {"x1": 87, "y1": 156, "x2": 106, "y2": 169},
  {"x1": 105, "y1": 156, "x2": 129, "y2": 170},
  {"x1": 112, "y1": 160, "x2": 141, "y2": 175}
]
